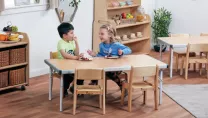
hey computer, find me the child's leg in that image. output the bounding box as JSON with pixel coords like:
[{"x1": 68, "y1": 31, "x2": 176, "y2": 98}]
[
  {"x1": 89, "y1": 80, "x2": 98, "y2": 85},
  {"x1": 69, "y1": 74, "x2": 84, "y2": 93},
  {"x1": 106, "y1": 71, "x2": 127, "y2": 89},
  {"x1": 64, "y1": 74, "x2": 74, "y2": 95}
]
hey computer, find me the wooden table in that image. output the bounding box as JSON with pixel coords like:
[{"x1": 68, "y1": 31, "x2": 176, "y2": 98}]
[
  {"x1": 44, "y1": 54, "x2": 167, "y2": 112},
  {"x1": 158, "y1": 36, "x2": 208, "y2": 78}
]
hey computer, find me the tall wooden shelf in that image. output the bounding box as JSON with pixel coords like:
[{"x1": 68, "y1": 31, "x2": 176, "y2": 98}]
[
  {"x1": 93, "y1": 0, "x2": 151, "y2": 54},
  {"x1": 0, "y1": 32, "x2": 29, "y2": 91}
]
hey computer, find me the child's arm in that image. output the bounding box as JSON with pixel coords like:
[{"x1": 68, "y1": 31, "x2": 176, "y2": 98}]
[
  {"x1": 60, "y1": 50, "x2": 79, "y2": 60},
  {"x1": 73, "y1": 36, "x2": 80, "y2": 56},
  {"x1": 117, "y1": 43, "x2": 132, "y2": 55}
]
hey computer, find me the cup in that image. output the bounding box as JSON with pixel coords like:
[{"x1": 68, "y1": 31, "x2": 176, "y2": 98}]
[
  {"x1": 130, "y1": 33, "x2": 136, "y2": 39},
  {"x1": 122, "y1": 35, "x2": 128, "y2": 40},
  {"x1": 136, "y1": 32, "x2": 142, "y2": 38}
]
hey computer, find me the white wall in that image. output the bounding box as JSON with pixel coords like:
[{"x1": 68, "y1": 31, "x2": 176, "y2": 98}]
[
  {"x1": 0, "y1": 0, "x2": 156, "y2": 78},
  {"x1": 156, "y1": 0, "x2": 208, "y2": 35},
  {"x1": 0, "y1": 0, "x2": 93, "y2": 78}
]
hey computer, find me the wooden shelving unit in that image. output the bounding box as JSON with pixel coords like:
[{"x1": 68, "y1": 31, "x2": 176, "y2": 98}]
[
  {"x1": 107, "y1": 4, "x2": 140, "y2": 10},
  {"x1": 0, "y1": 32, "x2": 29, "y2": 91},
  {"x1": 121, "y1": 36, "x2": 150, "y2": 44},
  {"x1": 93, "y1": 0, "x2": 151, "y2": 54}
]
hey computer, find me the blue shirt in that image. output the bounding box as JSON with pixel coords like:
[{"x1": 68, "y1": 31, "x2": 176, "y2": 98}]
[{"x1": 97, "y1": 42, "x2": 132, "y2": 57}]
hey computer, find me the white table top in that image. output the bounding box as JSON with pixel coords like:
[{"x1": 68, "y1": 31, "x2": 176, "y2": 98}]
[{"x1": 158, "y1": 36, "x2": 208, "y2": 48}]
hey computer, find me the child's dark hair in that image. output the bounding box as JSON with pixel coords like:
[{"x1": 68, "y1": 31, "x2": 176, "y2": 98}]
[{"x1": 57, "y1": 22, "x2": 74, "y2": 38}]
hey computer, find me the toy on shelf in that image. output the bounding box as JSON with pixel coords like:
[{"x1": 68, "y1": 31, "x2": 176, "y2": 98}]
[
  {"x1": 136, "y1": 32, "x2": 143, "y2": 38},
  {"x1": 129, "y1": 33, "x2": 136, "y2": 39},
  {"x1": 119, "y1": 1, "x2": 126, "y2": 6},
  {"x1": 126, "y1": 0, "x2": 133, "y2": 5},
  {"x1": 122, "y1": 34, "x2": 129, "y2": 41},
  {"x1": 136, "y1": 6, "x2": 146, "y2": 22},
  {"x1": 111, "y1": 1, "x2": 119, "y2": 7},
  {"x1": 112, "y1": 13, "x2": 136, "y2": 25}
]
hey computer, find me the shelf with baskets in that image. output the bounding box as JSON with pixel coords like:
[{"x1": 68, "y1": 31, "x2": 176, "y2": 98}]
[
  {"x1": 0, "y1": 32, "x2": 29, "y2": 91},
  {"x1": 93, "y1": 0, "x2": 151, "y2": 54}
]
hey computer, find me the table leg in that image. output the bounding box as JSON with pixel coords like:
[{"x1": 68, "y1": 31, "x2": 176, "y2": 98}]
[
  {"x1": 60, "y1": 74, "x2": 63, "y2": 112},
  {"x1": 170, "y1": 47, "x2": 173, "y2": 78},
  {"x1": 49, "y1": 68, "x2": 53, "y2": 101},
  {"x1": 159, "y1": 70, "x2": 163, "y2": 105},
  {"x1": 160, "y1": 44, "x2": 162, "y2": 60}
]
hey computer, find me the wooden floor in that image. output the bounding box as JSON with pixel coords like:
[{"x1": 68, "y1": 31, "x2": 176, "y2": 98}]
[{"x1": 1, "y1": 50, "x2": 208, "y2": 118}]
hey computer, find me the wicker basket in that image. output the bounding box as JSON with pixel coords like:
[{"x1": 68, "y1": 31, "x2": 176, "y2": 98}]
[
  {"x1": 0, "y1": 50, "x2": 9, "y2": 67},
  {"x1": 10, "y1": 47, "x2": 26, "y2": 65},
  {"x1": 9, "y1": 67, "x2": 25, "y2": 86},
  {"x1": 120, "y1": 18, "x2": 136, "y2": 25},
  {"x1": 0, "y1": 71, "x2": 8, "y2": 88}
]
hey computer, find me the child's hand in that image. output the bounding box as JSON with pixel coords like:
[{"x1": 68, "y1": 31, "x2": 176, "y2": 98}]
[
  {"x1": 79, "y1": 53, "x2": 84, "y2": 58},
  {"x1": 87, "y1": 50, "x2": 96, "y2": 56},
  {"x1": 118, "y1": 49, "x2": 123, "y2": 56},
  {"x1": 73, "y1": 36, "x2": 78, "y2": 42}
]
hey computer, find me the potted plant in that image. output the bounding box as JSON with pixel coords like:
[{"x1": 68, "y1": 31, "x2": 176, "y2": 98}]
[{"x1": 151, "y1": 7, "x2": 172, "y2": 52}]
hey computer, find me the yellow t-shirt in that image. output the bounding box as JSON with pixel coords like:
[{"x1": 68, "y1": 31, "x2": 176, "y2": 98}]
[{"x1": 57, "y1": 39, "x2": 76, "y2": 59}]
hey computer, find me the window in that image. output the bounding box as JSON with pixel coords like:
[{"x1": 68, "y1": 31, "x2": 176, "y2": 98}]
[{"x1": 1, "y1": 0, "x2": 49, "y2": 15}]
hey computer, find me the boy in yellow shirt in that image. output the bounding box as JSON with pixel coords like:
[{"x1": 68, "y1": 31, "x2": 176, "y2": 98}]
[{"x1": 57, "y1": 23, "x2": 83, "y2": 97}]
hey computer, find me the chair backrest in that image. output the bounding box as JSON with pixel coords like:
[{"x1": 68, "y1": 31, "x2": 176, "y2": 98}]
[
  {"x1": 75, "y1": 68, "x2": 104, "y2": 81},
  {"x1": 170, "y1": 34, "x2": 190, "y2": 37},
  {"x1": 187, "y1": 44, "x2": 208, "y2": 53},
  {"x1": 129, "y1": 65, "x2": 159, "y2": 84},
  {"x1": 50, "y1": 51, "x2": 58, "y2": 59},
  {"x1": 200, "y1": 33, "x2": 208, "y2": 36}
]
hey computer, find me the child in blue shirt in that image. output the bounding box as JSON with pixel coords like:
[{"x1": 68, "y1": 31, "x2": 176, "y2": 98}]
[{"x1": 87, "y1": 24, "x2": 132, "y2": 93}]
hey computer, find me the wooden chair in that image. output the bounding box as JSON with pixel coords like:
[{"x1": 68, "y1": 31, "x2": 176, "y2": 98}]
[
  {"x1": 121, "y1": 65, "x2": 159, "y2": 112},
  {"x1": 180, "y1": 44, "x2": 208, "y2": 79},
  {"x1": 73, "y1": 68, "x2": 105, "y2": 115},
  {"x1": 200, "y1": 33, "x2": 208, "y2": 56},
  {"x1": 50, "y1": 51, "x2": 60, "y2": 78},
  {"x1": 169, "y1": 34, "x2": 196, "y2": 72}
]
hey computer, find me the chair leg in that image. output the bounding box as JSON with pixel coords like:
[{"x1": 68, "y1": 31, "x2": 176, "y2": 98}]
[
  {"x1": 99, "y1": 95, "x2": 102, "y2": 109},
  {"x1": 103, "y1": 90, "x2": 105, "y2": 115},
  {"x1": 105, "y1": 79, "x2": 107, "y2": 96},
  {"x1": 185, "y1": 62, "x2": 189, "y2": 80},
  {"x1": 180, "y1": 56, "x2": 184, "y2": 75},
  {"x1": 194, "y1": 63, "x2": 196, "y2": 72},
  {"x1": 154, "y1": 88, "x2": 158, "y2": 110},
  {"x1": 199, "y1": 63, "x2": 202, "y2": 75},
  {"x1": 121, "y1": 86, "x2": 125, "y2": 105},
  {"x1": 206, "y1": 63, "x2": 208, "y2": 79},
  {"x1": 73, "y1": 91, "x2": 77, "y2": 115},
  {"x1": 175, "y1": 54, "x2": 179, "y2": 72},
  {"x1": 128, "y1": 88, "x2": 132, "y2": 112},
  {"x1": 143, "y1": 90, "x2": 147, "y2": 105}
]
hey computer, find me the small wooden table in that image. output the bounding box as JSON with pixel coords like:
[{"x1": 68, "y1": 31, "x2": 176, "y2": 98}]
[
  {"x1": 158, "y1": 36, "x2": 208, "y2": 78},
  {"x1": 44, "y1": 54, "x2": 167, "y2": 112}
]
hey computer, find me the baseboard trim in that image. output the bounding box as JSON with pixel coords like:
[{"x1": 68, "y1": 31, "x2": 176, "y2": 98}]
[{"x1": 30, "y1": 68, "x2": 49, "y2": 78}]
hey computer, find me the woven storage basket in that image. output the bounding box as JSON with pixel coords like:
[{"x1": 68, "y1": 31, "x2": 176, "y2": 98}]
[
  {"x1": 0, "y1": 71, "x2": 8, "y2": 88},
  {"x1": 120, "y1": 18, "x2": 136, "y2": 25},
  {"x1": 9, "y1": 67, "x2": 25, "y2": 86},
  {"x1": 0, "y1": 50, "x2": 9, "y2": 67},
  {"x1": 10, "y1": 47, "x2": 26, "y2": 65}
]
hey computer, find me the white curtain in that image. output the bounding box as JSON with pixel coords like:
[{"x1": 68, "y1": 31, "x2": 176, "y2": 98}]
[
  {"x1": 50, "y1": 0, "x2": 59, "y2": 9},
  {"x1": 0, "y1": 0, "x2": 5, "y2": 12}
]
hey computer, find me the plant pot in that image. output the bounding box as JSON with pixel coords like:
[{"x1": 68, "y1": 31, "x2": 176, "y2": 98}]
[{"x1": 154, "y1": 45, "x2": 166, "y2": 52}]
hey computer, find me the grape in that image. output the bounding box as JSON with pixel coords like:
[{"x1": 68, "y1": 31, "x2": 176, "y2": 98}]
[
  {"x1": 3, "y1": 27, "x2": 8, "y2": 31},
  {"x1": 12, "y1": 26, "x2": 18, "y2": 32}
]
